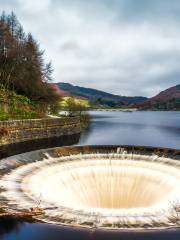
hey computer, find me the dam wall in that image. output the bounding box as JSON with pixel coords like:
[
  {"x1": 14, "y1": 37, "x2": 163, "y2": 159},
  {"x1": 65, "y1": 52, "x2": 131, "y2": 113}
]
[{"x1": 0, "y1": 117, "x2": 81, "y2": 146}]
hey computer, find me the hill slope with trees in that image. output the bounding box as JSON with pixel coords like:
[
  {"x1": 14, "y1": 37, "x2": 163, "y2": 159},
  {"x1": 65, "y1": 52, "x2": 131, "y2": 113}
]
[
  {"x1": 139, "y1": 85, "x2": 180, "y2": 110},
  {"x1": 0, "y1": 12, "x2": 61, "y2": 119},
  {"x1": 56, "y1": 82, "x2": 147, "y2": 108}
]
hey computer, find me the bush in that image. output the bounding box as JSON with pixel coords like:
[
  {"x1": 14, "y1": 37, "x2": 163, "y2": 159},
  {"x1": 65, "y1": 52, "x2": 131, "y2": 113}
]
[
  {"x1": 0, "y1": 87, "x2": 46, "y2": 120},
  {"x1": 62, "y1": 97, "x2": 89, "y2": 117},
  {"x1": 0, "y1": 12, "x2": 61, "y2": 114},
  {"x1": 0, "y1": 111, "x2": 9, "y2": 121}
]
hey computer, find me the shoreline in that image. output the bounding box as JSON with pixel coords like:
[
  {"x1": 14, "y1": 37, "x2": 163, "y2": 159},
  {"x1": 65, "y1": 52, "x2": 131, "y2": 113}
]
[{"x1": 89, "y1": 109, "x2": 180, "y2": 112}]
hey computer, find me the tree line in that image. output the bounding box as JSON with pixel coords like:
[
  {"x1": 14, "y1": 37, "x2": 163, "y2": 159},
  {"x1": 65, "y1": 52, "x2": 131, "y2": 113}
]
[{"x1": 0, "y1": 11, "x2": 60, "y2": 112}]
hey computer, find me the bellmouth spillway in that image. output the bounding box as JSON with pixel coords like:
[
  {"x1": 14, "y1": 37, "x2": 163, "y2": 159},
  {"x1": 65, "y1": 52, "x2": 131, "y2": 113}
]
[{"x1": 0, "y1": 146, "x2": 180, "y2": 229}]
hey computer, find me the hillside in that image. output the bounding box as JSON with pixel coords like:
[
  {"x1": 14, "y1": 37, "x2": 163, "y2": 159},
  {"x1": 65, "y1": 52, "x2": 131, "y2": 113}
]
[
  {"x1": 139, "y1": 85, "x2": 180, "y2": 110},
  {"x1": 0, "y1": 85, "x2": 44, "y2": 120},
  {"x1": 0, "y1": 12, "x2": 61, "y2": 119},
  {"x1": 50, "y1": 83, "x2": 70, "y2": 97},
  {"x1": 56, "y1": 82, "x2": 147, "y2": 108}
]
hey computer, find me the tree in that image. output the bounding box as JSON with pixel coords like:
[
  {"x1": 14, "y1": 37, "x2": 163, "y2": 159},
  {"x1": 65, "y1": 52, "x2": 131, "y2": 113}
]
[
  {"x1": 64, "y1": 97, "x2": 88, "y2": 117},
  {"x1": 65, "y1": 97, "x2": 77, "y2": 116},
  {"x1": 0, "y1": 11, "x2": 61, "y2": 114}
]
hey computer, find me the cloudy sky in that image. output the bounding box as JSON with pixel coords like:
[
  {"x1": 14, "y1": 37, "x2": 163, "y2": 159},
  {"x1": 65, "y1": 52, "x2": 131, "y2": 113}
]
[{"x1": 1, "y1": 0, "x2": 180, "y2": 97}]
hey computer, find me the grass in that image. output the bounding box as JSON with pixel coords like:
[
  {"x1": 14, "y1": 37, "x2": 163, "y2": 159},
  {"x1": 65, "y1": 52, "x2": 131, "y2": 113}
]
[
  {"x1": 60, "y1": 97, "x2": 90, "y2": 108},
  {"x1": 0, "y1": 86, "x2": 45, "y2": 121}
]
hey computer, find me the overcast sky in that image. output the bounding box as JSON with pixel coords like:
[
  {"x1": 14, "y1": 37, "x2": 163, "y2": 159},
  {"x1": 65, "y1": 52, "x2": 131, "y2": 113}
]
[{"x1": 1, "y1": 0, "x2": 180, "y2": 97}]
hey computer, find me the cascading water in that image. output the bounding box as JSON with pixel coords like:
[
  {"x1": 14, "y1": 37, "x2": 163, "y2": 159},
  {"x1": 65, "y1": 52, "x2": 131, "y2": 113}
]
[{"x1": 0, "y1": 146, "x2": 180, "y2": 229}]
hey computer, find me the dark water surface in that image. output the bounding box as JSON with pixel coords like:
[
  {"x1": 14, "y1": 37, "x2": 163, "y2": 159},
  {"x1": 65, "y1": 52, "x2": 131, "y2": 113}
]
[
  {"x1": 1, "y1": 111, "x2": 180, "y2": 240},
  {"x1": 1, "y1": 220, "x2": 180, "y2": 240},
  {"x1": 79, "y1": 111, "x2": 180, "y2": 148}
]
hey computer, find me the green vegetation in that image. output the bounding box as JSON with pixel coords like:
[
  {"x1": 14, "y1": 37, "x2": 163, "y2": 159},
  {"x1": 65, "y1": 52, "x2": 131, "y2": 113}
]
[
  {"x1": 61, "y1": 97, "x2": 89, "y2": 116},
  {"x1": 148, "y1": 98, "x2": 180, "y2": 111},
  {"x1": 57, "y1": 82, "x2": 147, "y2": 108},
  {"x1": 0, "y1": 11, "x2": 61, "y2": 120},
  {"x1": 0, "y1": 84, "x2": 45, "y2": 120},
  {"x1": 0, "y1": 12, "x2": 91, "y2": 122},
  {"x1": 61, "y1": 97, "x2": 90, "y2": 127},
  {"x1": 138, "y1": 84, "x2": 180, "y2": 111}
]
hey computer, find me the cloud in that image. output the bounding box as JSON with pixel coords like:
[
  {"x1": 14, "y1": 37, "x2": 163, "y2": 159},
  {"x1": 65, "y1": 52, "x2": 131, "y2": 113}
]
[
  {"x1": 1, "y1": 0, "x2": 180, "y2": 97},
  {"x1": 18, "y1": 0, "x2": 51, "y2": 13}
]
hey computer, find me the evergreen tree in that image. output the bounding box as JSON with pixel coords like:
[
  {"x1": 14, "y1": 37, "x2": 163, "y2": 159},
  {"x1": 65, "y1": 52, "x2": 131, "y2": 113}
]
[{"x1": 0, "y1": 11, "x2": 60, "y2": 111}]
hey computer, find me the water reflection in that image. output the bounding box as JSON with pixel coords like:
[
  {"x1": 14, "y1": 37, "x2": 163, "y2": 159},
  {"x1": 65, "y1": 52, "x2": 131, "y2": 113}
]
[
  {"x1": 0, "y1": 111, "x2": 180, "y2": 239},
  {"x1": 0, "y1": 217, "x2": 22, "y2": 236},
  {"x1": 79, "y1": 111, "x2": 180, "y2": 148},
  {"x1": 1, "y1": 219, "x2": 180, "y2": 240}
]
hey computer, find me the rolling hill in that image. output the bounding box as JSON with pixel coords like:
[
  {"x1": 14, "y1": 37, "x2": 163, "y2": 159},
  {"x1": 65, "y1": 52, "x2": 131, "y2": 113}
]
[
  {"x1": 55, "y1": 82, "x2": 147, "y2": 108},
  {"x1": 139, "y1": 85, "x2": 180, "y2": 110}
]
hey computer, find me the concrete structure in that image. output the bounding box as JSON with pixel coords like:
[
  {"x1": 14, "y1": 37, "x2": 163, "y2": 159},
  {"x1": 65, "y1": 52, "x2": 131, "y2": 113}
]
[{"x1": 0, "y1": 117, "x2": 81, "y2": 146}]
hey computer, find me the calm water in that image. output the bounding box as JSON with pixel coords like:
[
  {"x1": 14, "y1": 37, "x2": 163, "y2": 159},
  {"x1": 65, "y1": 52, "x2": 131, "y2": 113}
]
[
  {"x1": 79, "y1": 111, "x2": 180, "y2": 148},
  {"x1": 1, "y1": 111, "x2": 180, "y2": 240}
]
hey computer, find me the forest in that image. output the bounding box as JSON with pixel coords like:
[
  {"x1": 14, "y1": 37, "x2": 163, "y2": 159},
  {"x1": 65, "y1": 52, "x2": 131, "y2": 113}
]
[{"x1": 0, "y1": 11, "x2": 61, "y2": 119}]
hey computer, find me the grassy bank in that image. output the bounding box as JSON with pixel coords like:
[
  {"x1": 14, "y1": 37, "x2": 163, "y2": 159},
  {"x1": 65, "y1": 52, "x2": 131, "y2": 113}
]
[
  {"x1": 60, "y1": 97, "x2": 90, "y2": 128},
  {"x1": 0, "y1": 85, "x2": 45, "y2": 121}
]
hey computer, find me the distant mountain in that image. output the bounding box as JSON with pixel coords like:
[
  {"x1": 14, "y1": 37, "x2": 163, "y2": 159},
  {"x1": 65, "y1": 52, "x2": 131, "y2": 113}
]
[
  {"x1": 55, "y1": 82, "x2": 147, "y2": 107},
  {"x1": 50, "y1": 83, "x2": 70, "y2": 97},
  {"x1": 139, "y1": 85, "x2": 180, "y2": 110}
]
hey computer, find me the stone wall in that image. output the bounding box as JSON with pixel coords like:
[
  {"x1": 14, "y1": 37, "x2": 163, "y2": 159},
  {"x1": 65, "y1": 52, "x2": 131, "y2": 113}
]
[{"x1": 0, "y1": 117, "x2": 81, "y2": 145}]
